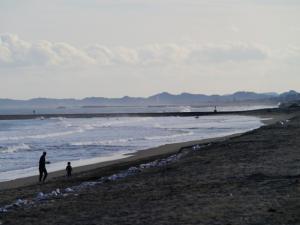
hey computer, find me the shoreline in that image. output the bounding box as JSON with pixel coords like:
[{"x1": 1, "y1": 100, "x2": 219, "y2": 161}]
[
  {"x1": 1, "y1": 109, "x2": 300, "y2": 224},
  {"x1": 0, "y1": 109, "x2": 295, "y2": 191},
  {"x1": 0, "y1": 134, "x2": 241, "y2": 191}
]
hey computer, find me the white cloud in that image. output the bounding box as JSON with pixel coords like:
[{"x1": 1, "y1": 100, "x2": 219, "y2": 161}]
[
  {"x1": 0, "y1": 33, "x2": 283, "y2": 68},
  {"x1": 187, "y1": 44, "x2": 268, "y2": 63},
  {"x1": 0, "y1": 33, "x2": 31, "y2": 66},
  {"x1": 0, "y1": 34, "x2": 96, "y2": 67},
  {"x1": 0, "y1": 45, "x2": 12, "y2": 64},
  {"x1": 137, "y1": 44, "x2": 189, "y2": 65}
]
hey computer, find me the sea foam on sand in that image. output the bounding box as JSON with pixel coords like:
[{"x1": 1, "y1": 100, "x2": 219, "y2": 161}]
[{"x1": 0, "y1": 143, "x2": 208, "y2": 213}]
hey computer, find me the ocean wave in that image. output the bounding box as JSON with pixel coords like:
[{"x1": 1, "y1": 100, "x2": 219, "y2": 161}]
[
  {"x1": 70, "y1": 138, "x2": 136, "y2": 146},
  {"x1": 0, "y1": 129, "x2": 84, "y2": 141},
  {"x1": 60, "y1": 117, "x2": 153, "y2": 130},
  {"x1": 179, "y1": 106, "x2": 192, "y2": 112},
  {"x1": 91, "y1": 117, "x2": 152, "y2": 128},
  {"x1": 0, "y1": 117, "x2": 153, "y2": 142},
  {"x1": 0, "y1": 115, "x2": 264, "y2": 179},
  {"x1": 49, "y1": 117, "x2": 67, "y2": 121},
  {"x1": 70, "y1": 131, "x2": 194, "y2": 147},
  {"x1": 0, "y1": 143, "x2": 31, "y2": 154},
  {"x1": 143, "y1": 131, "x2": 194, "y2": 140}
]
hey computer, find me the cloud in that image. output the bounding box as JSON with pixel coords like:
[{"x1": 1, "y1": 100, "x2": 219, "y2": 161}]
[
  {"x1": 0, "y1": 33, "x2": 271, "y2": 68},
  {"x1": 277, "y1": 46, "x2": 300, "y2": 65},
  {"x1": 187, "y1": 44, "x2": 267, "y2": 63},
  {"x1": 0, "y1": 34, "x2": 95, "y2": 67}
]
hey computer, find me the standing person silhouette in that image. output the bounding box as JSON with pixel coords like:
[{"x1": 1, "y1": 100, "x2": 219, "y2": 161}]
[
  {"x1": 66, "y1": 162, "x2": 72, "y2": 177},
  {"x1": 39, "y1": 152, "x2": 50, "y2": 183}
]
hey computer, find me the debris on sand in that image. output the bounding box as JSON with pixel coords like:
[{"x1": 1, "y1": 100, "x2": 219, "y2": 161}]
[{"x1": 0, "y1": 143, "x2": 209, "y2": 213}]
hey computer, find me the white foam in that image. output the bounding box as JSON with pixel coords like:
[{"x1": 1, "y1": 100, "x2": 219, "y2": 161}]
[
  {"x1": 0, "y1": 115, "x2": 264, "y2": 181},
  {"x1": 179, "y1": 106, "x2": 192, "y2": 112},
  {"x1": 0, "y1": 153, "x2": 131, "y2": 182},
  {"x1": 70, "y1": 130, "x2": 194, "y2": 146},
  {"x1": 0, "y1": 143, "x2": 31, "y2": 154},
  {"x1": 143, "y1": 131, "x2": 194, "y2": 140},
  {"x1": 70, "y1": 138, "x2": 136, "y2": 146},
  {"x1": 0, "y1": 129, "x2": 85, "y2": 141}
]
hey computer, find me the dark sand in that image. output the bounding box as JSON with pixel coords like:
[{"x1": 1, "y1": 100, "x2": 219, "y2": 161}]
[
  {"x1": 0, "y1": 108, "x2": 300, "y2": 225},
  {"x1": 0, "y1": 138, "x2": 232, "y2": 191}
]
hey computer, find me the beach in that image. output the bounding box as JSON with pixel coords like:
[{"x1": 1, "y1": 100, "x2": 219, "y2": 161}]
[
  {"x1": 0, "y1": 108, "x2": 299, "y2": 224},
  {"x1": 2, "y1": 0, "x2": 300, "y2": 224},
  {"x1": 0, "y1": 112, "x2": 265, "y2": 182}
]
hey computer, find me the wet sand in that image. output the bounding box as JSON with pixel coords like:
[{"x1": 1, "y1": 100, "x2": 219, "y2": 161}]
[
  {"x1": 0, "y1": 108, "x2": 299, "y2": 225},
  {"x1": 0, "y1": 137, "x2": 233, "y2": 191}
]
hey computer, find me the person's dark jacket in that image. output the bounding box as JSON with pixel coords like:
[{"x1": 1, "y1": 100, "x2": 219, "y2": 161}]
[{"x1": 39, "y1": 155, "x2": 46, "y2": 169}]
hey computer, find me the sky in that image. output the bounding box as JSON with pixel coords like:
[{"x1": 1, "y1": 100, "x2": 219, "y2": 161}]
[{"x1": 0, "y1": 0, "x2": 299, "y2": 99}]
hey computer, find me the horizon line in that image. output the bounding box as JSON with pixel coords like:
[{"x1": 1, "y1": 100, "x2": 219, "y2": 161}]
[{"x1": 0, "y1": 90, "x2": 298, "y2": 101}]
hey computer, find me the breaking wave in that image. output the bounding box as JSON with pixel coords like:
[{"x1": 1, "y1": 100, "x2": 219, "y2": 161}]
[
  {"x1": 0, "y1": 144, "x2": 31, "y2": 154},
  {"x1": 70, "y1": 131, "x2": 194, "y2": 146},
  {"x1": 0, "y1": 129, "x2": 85, "y2": 141}
]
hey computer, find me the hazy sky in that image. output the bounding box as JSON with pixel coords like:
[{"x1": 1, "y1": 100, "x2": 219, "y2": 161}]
[{"x1": 0, "y1": 0, "x2": 299, "y2": 99}]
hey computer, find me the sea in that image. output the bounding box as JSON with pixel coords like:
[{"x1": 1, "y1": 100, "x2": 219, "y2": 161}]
[{"x1": 0, "y1": 105, "x2": 275, "y2": 182}]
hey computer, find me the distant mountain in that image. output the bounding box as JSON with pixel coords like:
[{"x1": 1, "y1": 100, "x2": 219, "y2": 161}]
[
  {"x1": 0, "y1": 91, "x2": 299, "y2": 108},
  {"x1": 277, "y1": 91, "x2": 300, "y2": 108},
  {"x1": 146, "y1": 91, "x2": 281, "y2": 105},
  {"x1": 278, "y1": 90, "x2": 300, "y2": 102}
]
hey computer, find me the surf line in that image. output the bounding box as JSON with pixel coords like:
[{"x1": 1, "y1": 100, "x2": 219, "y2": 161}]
[{"x1": 0, "y1": 143, "x2": 211, "y2": 213}]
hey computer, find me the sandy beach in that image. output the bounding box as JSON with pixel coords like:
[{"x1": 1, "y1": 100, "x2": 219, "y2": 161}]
[
  {"x1": 0, "y1": 108, "x2": 287, "y2": 191},
  {"x1": 0, "y1": 137, "x2": 232, "y2": 191},
  {"x1": 2, "y1": 0, "x2": 300, "y2": 224},
  {"x1": 0, "y1": 108, "x2": 299, "y2": 225}
]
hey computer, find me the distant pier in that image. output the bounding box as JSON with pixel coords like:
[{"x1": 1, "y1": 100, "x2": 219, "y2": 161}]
[{"x1": 0, "y1": 107, "x2": 289, "y2": 121}]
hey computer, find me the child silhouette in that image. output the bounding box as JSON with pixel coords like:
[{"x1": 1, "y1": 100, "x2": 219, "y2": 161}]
[{"x1": 66, "y1": 162, "x2": 72, "y2": 177}]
